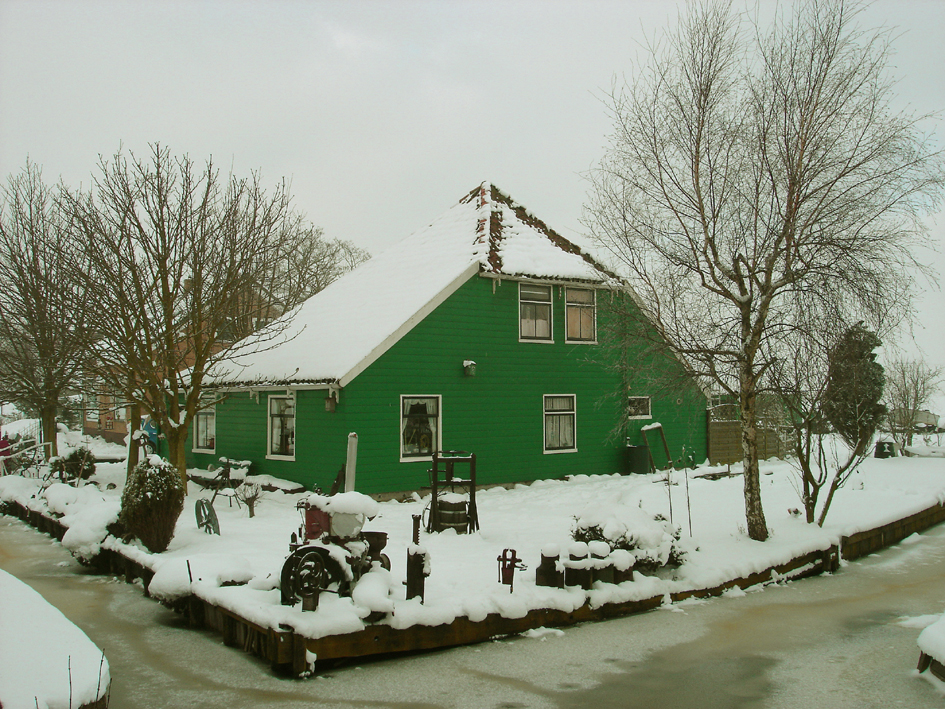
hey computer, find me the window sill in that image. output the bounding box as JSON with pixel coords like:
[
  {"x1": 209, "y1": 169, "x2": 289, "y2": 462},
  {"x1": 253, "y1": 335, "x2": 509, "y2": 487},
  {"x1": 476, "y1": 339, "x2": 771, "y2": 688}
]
[
  {"x1": 627, "y1": 415, "x2": 653, "y2": 420},
  {"x1": 543, "y1": 448, "x2": 578, "y2": 454},
  {"x1": 519, "y1": 338, "x2": 555, "y2": 344},
  {"x1": 266, "y1": 454, "x2": 296, "y2": 462},
  {"x1": 192, "y1": 447, "x2": 215, "y2": 455},
  {"x1": 565, "y1": 339, "x2": 598, "y2": 345}
]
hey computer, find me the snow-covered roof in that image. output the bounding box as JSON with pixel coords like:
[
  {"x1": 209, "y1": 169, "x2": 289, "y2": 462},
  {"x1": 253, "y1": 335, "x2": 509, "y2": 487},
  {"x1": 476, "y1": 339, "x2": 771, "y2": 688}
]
[{"x1": 212, "y1": 183, "x2": 615, "y2": 388}]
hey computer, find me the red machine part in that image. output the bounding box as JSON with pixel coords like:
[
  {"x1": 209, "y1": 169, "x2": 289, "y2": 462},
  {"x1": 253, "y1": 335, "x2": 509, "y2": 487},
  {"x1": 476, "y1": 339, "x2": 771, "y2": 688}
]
[{"x1": 303, "y1": 505, "x2": 330, "y2": 542}]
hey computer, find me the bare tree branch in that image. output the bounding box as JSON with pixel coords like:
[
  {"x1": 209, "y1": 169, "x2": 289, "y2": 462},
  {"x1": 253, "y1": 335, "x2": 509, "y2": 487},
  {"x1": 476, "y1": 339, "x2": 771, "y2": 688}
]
[
  {"x1": 0, "y1": 162, "x2": 94, "y2": 456},
  {"x1": 586, "y1": 0, "x2": 943, "y2": 540},
  {"x1": 62, "y1": 145, "x2": 329, "y2": 486}
]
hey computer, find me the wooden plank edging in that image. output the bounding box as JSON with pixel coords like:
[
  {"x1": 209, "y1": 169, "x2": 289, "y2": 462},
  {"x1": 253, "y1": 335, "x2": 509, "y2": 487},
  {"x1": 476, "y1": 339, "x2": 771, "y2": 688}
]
[{"x1": 3, "y1": 497, "x2": 944, "y2": 674}]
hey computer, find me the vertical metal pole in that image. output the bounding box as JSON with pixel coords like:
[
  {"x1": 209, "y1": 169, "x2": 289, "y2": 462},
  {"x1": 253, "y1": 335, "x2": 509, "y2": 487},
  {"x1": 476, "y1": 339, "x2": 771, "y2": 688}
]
[
  {"x1": 406, "y1": 514, "x2": 425, "y2": 602},
  {"x1": 344, "y1": 432, "x2": 358, "y2": 492}
]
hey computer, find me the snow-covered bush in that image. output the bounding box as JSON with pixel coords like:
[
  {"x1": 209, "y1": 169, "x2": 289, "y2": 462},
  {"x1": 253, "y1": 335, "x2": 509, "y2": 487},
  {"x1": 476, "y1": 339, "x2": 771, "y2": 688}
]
[
  {"x1": 572, "y1": 503, "x2": 686, "y2": 573},
  {"x1": 49, "y1": 445, "x2": 96, "y2": 482},
  {"x1": 119, "y1": 455, "x2": 184, "y2": 552}
]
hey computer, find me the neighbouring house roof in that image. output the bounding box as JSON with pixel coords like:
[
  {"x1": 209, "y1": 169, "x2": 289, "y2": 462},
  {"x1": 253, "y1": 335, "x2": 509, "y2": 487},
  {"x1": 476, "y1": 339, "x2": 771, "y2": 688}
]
[
  {"x1": 889, "y1": 408, "x2": 940, "y2": 429},
  {"x1": 210, "y1": 183, "x2": 617, "y2": 388}
]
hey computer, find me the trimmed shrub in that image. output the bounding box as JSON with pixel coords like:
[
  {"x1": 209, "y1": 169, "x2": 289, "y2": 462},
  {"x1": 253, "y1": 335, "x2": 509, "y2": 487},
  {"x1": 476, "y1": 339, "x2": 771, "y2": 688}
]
[
  {"x1": 50, "y1": 446, "x2": 96, "y2": 481},
  {"x1": 119, "y1": 456, "x2": 184, "y2": 552},
  {"x1": 572, "y1": 510, "x2": 686, "y2": 573}
]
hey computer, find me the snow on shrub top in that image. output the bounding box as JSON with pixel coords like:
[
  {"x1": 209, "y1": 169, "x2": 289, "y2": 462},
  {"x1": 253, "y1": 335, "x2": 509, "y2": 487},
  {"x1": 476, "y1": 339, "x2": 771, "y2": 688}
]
[
  {"x1": 574, "y1": 499, "x2": 670, "y2": 550},
  {"x1": 572, "y1": 496, "x2": 685, "y2": 571},
  {"x1": 42, "y1": 482, "x2": 80, "y2": 515}
]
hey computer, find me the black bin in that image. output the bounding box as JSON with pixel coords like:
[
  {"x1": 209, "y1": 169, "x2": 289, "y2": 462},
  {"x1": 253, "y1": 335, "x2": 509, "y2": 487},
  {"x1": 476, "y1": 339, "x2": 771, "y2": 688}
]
[
  {"x1": 874, "y1": 441, "x2": 896, "y2": 459},
  {"x1": 626, "y1": 444, "x2": 651, "y2": 474}
]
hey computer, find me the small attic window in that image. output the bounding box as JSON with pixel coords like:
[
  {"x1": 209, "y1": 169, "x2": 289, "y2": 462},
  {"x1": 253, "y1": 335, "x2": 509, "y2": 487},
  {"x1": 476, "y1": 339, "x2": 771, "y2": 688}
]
[
  {"x1": 627, "y1": 396, "x2": 652, "y2": 420},
  {"x1": 519, "y1": 283, "x2": 552, "y2": 342}
]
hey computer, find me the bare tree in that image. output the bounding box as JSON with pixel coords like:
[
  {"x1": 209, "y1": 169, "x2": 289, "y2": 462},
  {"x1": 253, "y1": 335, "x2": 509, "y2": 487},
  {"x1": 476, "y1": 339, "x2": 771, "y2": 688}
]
[
  {"x1": 0, "y1": 162, "x2": 93, "y2": 457},
  {"x1": 884, "y1": 358, "x2": 943, "y2": 451},
  {"x1": 775, "y1": 322, "x2": 886, "y2": 526},
  {"x1": 64, "y1": 145, "x2": 317, "y2": 487},
  {"x1": 586, "y1": 0, "x2": 942, "y2": 541},
  {"x1": 217, "y1": 224, "x2": 370, "y2": 343},
  {"x1": 280, "y1": 227, "x2": 370, "y2": 308}
]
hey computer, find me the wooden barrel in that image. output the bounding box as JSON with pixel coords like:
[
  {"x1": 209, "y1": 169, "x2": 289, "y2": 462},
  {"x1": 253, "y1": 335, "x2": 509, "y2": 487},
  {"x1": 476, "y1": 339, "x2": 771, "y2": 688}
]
[{"x1": 436, "y1": 498, "x2": 468, "y2": 533}]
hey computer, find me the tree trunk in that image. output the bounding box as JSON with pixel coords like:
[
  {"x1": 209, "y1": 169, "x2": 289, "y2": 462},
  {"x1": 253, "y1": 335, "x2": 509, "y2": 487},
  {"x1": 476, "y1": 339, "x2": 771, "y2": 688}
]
[
  {"x1": 165, "y1": 427, "x2": 189, "y2": 494},
  {"x1": 125, "y1": 402, "x2": 141, "y2": 480},
  {"x1": 816, "y1": 472, "x2": 843, "y2": 527},
  {"x1": 40, "y1": 402, "x2": 58, "y2": 459},
  {"x1": 740, "y1": 366, "x2": 769, "y2": 541}
]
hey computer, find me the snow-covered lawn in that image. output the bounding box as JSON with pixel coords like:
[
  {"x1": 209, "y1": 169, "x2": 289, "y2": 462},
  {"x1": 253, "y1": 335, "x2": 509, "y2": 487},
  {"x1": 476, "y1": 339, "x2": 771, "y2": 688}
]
[
  {"x1": 0, "y1": 568, "x2": 110, "y2": 709},
  {"x1": 2, "y1": 433, "x2": 945, "y2": 654}
]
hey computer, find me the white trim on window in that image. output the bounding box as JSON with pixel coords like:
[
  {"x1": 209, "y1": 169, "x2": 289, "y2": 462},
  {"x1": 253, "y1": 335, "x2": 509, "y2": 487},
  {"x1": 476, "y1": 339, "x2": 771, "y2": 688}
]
[
  {"x1": 519, "y1": 282, "x2": 554, "y2": 343},
  {"x1": 267, "y1": 394, "x2": 296, "y2": 461},
  {"x1": 543, "y1": 394, "x2": 577, "y2": 454},
  {"x1": 84, "y1": 392, "x2": 99, "y2": 422},
  {"x1": 627, "y1": 396, "x2": 652, "y2": 420},
  {"x1": 193, "y1": 406, "x2": 216, "y2": 454},
  {"x1": 565, "y1": 287, "x2": 597, "y2": 344},
  {"x1": 400, "y1": 394, "x2": 442, "y2": 462}
]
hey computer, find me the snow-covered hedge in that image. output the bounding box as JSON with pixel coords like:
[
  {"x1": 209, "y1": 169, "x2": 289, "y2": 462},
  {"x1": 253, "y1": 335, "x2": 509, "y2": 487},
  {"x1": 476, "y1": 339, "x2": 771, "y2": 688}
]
[
  {"x1": 119, "y1": 455, "x2": 184, "y2": 552},
  {"x1": 572, "y1": 498, "x2": 686, "y2": 572}
]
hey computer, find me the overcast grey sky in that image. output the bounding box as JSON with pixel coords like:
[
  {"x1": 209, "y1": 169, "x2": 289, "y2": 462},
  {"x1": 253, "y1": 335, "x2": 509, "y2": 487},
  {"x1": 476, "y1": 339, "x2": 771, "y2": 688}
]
[{"x1": 1, "y1": 0, "x2": 943, "y2": 373}]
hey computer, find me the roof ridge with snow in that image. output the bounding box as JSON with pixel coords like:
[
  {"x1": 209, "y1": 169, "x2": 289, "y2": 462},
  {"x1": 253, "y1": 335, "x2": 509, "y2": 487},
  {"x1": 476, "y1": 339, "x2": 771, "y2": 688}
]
[{"x1": 212, "y1": 183, "x2": 616, "y2": 387}]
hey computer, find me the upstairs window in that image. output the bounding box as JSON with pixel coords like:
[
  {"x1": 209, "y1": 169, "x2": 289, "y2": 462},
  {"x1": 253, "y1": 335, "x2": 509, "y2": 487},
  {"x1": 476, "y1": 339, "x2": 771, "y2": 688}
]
[
  {"x1": 84, "y1": 392, "x2": 99, "y2": 422},
  {"x1": 565, "y1": 288, "x2": 596, "y2": 342},
  {"x1": 627, "y1": 396, "x2": 652, "y2": 419},
  {"x1": 193, "y1": 407, "x2": 216, "y2": 453},
  {"x1": 401, "y1": 395, "x2": 441, "y2": 460},
  {"x1": 519, "y1": 283, "x2": 553, "y2": 341},
  {"x1": 268, "y1": 395, "x2": 295, "y2": 459},
  {"x1": 544, "y1": 394, "x2": 576, "y2": 453}
]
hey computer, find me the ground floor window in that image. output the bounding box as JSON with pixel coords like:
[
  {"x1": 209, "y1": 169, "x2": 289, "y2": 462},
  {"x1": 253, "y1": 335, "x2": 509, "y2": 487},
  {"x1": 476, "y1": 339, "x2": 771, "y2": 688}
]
[
  {"x1": 544, "y1": 394, "x2": 576, "y2": 453},
  {"x1": 268, "y1": 395, "x2": 295, "y2": 459},
  {"x1": 401, "y1": 395, "x2": 440, "y2": 459},
  {"x1": 193, "y1": 407, "x2": 216, "y2": 452}
]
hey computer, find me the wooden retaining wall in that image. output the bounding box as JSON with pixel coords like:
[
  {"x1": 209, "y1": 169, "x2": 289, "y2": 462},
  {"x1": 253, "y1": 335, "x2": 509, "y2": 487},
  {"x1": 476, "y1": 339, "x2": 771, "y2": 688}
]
[
  {"x1": 840, "y1": 501, "x2": 945, "y2": 561},
  {"x1": 3, "y1": 498, "x2": 944, "y2": 675}
]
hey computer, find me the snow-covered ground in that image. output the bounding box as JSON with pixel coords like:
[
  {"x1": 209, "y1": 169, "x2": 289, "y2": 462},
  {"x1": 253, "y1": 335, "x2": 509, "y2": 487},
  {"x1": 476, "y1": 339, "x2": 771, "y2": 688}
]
[
  {"x1": 2, "y1": 432, "x2": 945, "y2": 662},
  {"x1": 0, "y1": 568, "x2": 110, "y2": 709}
]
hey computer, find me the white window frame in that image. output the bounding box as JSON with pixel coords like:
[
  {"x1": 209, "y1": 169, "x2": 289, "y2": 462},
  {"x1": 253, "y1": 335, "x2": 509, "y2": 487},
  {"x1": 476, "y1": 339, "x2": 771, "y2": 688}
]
[
  {"x1": 565, "y1": 287, "x2": 597, "y2": 344},
  {"x1": 519, "y1": 282, "x2": 554, "y2": 343},
  {"x1": 193, "y1": 406, "x2": 216, "y2": 454},
  {"x1": 400, "y1": 394, "x2": 442, "y2": 462},
  {"x1": 267, "y1": 394, "x2": 296, "y2": 461},
  {"x1": 543, "y1": 394, "x2": 577, "y2": 454},
  {"x1": 627, "y1": 396, "x2": 652, "y2": 420},
  {"x1": 84, "y1": 392, "x2": 99, "y2": 422}
]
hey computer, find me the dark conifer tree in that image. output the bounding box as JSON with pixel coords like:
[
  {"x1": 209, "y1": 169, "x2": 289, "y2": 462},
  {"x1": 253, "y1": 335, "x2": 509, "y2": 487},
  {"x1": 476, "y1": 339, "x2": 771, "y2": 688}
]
[{"x1": 822, "y1": 323, "x2": 887, "y2": 456}]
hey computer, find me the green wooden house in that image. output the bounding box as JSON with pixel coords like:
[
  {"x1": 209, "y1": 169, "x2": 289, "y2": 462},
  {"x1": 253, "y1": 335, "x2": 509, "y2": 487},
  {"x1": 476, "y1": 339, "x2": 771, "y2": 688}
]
[{"x1": 190, "y1": 184, "x2": 707, "y2": 494}]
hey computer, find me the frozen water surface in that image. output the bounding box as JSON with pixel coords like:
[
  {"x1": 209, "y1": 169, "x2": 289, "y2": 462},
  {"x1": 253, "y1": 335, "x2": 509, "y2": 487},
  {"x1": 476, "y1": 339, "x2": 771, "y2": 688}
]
[{"x1": 2, "y1": 516, "x2": 944, "y2": 708}]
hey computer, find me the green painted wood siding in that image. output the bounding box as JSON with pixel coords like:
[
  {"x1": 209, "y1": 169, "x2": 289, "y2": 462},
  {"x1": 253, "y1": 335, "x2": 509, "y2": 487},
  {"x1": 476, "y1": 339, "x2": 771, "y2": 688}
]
[{"x1": 187, "y1": 274, "x2": 707, "y2": 493}]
